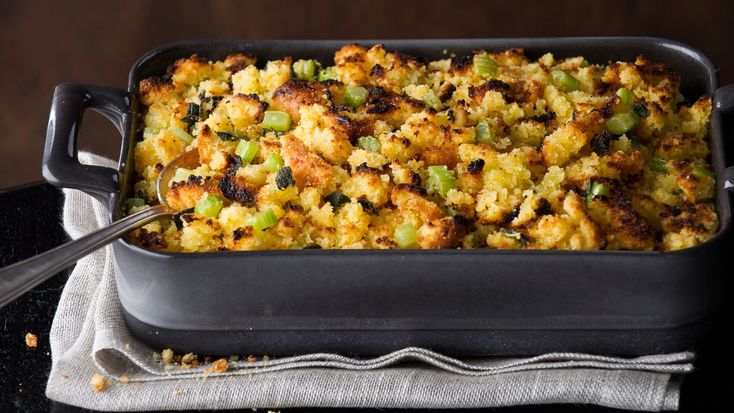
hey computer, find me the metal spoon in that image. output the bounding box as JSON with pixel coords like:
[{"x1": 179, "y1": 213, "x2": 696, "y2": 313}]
[{"x1": 0, "y1": 149, "x2": 200, "y2": 308}]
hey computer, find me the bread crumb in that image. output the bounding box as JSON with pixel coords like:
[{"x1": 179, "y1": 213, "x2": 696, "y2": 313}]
[
  {"x1": 208, "y1": 358, "x2": 229, "y2": 373},
  {"x1": 180, "y1": 352, "x2": 199, "y2": 368},
  {"x1": 24, "y1": 333, "x2": 37, "y2": 348},
  {"x1": 247, "y1": 355, "x2": 257, "y2": 363},
  {"x1": 173, "y1": 389, "x2": 182, "y2": 397},
  {"x1": 262, "y1": 355, "x2": 270, "y2": 362},
  {"x1": 91, "y1": 373, "x2": 109, "y2": 392},
  {"x1": 228, "y1": 355, "x2": 240, "y2": 362},
  {"x1": 119, "y1": 375, "x2": 130, "y2": 383},
  {"x1": 161, "y1": 348, "x2": 174, "y2": 364}
]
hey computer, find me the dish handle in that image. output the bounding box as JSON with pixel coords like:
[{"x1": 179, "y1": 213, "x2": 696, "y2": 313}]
[
  {"x1": 715, "y1": 84, "x2": 734, "y2": 193},
  {"x1": 42, "y1": 83, "x2": 132, "y2": 209}
]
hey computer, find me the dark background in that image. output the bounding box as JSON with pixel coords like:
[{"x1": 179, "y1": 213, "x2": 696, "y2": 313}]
[{"x1": 1, "y1": 0, "x2": 733, "y2": 189}]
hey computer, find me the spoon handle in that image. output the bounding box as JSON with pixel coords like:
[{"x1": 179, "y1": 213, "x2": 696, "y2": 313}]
[{"x1": 0, "y1": 204, "x2": 168, "y2": 309}]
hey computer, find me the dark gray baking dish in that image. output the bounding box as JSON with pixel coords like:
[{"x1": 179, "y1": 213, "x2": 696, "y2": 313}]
[{"x1": 43, "y1": 38, "x2": 734, "y2": 356}]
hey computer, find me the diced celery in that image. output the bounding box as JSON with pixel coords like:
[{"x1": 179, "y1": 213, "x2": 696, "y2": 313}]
[
  {"x1": 394, "y1": 223, "x2": 418, "y2": 248},
  {"x1": 345, "y1": 86, "x2": 368, "y2": 107},
  {"x1": 245, "y1": 209, "x2": 278, "y2": 231},
  {"x1": 473, "y1": 53, "x2": 498, "y2": 77},
  {"x1": 318, "y1": 67, "x2": 338, "y2": 81},
  {"x1": 357, "y1": 136, "x2": 381, "y2": 153},
  {"x1": 589, "y1": 181, "x2": 610, "y2": 199},
  {"x1": 605, "y1": 112, "x2": 640, "y2": 135},
  {"x1": 293, "y1": 59, "x2": 317, "y2": 80},
  {"x1": 692, "y1": 166, "x2": 715, "y2": 178},
  {"x1": 262, "y1": 152, "x2": 285, "y2": 173},
  {"x1": 426, "y1": 165, "x2": 456, "y2": 197},
  {"x1": 616, "y1": 87, "x2": 633, "y2": 106},
  {"x1": 648, "y1": 157, "x2": 668, "y2": 173},
  {"x1": 261, "y1": 111, "x2": 292, "y2": 132},
  {"x1": 235, "y1": 140, "x2": 258, "y2": 163},
  {"x1": 194, "y1": 193, "x2": 223, "y2": 218},
  {"x1": 423, "y1": 90, "x2": 442, "y2": 110},
  {"x1": 551, "y1": 70, "x2": 580, "y2": 92},
  {"x1": 171, "y1": 127, "x2": 194, "y2": 144},
  {"x1": 172, "y1": 168, "x2": 194, "y2": 183},
  {"x1": 475, "y1": 120, "x2": 494, "y2": 144}
]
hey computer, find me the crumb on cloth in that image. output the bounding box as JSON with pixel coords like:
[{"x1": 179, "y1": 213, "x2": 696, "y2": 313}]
[
  {"x1": 25, "y1": 333, "x2": 37, "y2": 348},
  {"x1": 208, "y1": 358, "x2": 229, "y2": 373},
  {"x1": 91, "y1": 373, "x2": 109, "y2": 392}
]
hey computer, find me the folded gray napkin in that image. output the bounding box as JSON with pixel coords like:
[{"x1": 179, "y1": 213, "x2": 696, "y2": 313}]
[{"x1": 45, "y1": 153, "x2": 693, "y2": 411}]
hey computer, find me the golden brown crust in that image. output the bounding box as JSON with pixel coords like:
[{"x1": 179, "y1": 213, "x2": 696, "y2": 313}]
[
  {"x1": 281, "y1": 134, "x2": 334, "y2": 190},
  {"x1": 166, "y1": 176, "x2": 222, "y2": 211},
  {"x1": 224, "y1": 53, "x2": 257, "y2": 73},
  {"x1": 130, "y1": 45, "x2": 716, "y2": 251},
  {"x1": 271, "y1": 79, "x2": 331, "y2": 122}
]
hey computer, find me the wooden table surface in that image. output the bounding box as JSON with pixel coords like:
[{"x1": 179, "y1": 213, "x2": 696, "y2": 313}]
[{"x1": 1, "y1": 0, "x2": 732, "y2": 189}]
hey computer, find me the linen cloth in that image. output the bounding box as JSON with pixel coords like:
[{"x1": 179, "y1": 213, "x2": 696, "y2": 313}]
[{"x1": 45, "y1": 153, "x2": 693, "y2": 411}]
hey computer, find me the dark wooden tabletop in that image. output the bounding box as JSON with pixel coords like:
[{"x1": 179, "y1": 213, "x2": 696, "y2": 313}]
[{"x1": 1, "y1": 0, "x2": 733, "y2": 189}]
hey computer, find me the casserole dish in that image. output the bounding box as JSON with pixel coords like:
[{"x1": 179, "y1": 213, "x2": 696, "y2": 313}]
[{"x1": 43, "y1": 38, "x2": 734, "y2": 356}]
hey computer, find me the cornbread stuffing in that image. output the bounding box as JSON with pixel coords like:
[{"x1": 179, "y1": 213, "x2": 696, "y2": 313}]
[{"x1": 129, "y1": 44, "x2": 718, "y2": 251}]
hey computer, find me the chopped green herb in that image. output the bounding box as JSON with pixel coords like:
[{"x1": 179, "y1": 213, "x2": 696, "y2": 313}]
[
  {"x1": 500, "y1": 228, "x2": 530, "y2": 246},
  {"x1": 357, "y1": 198, "x2": 378, "y2": 214},
  {"x1": 632, "y1": 101, "x2": 650, "y2": 117},
  {"x1": 692, "y1": 166, "x2": 715, "y2": 178},
  {"x1": 275, "y1": 166, "x2": 296, "y2": 190},
  {"x1": 216, "y1": 131, "x2": 238, "y2": 141},
  {"x1": 649, "y1": 157, "x2": 668, "y2": 173},
  {"x1": 183, "y1": 102, "x2": 200, "y2": 128},
  {"x1": 467, "y1": 159, "x2": 485, "y2": 173},
  {"x1": 590, "y1": 131, "x2": 612, "y2": 156},
  {"x1": 324, "y1": 192, "x2": 351, "y2": 211}
]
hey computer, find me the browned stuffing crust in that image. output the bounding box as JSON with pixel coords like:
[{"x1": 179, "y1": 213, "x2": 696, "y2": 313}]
[{"x1": 129, "y1": 45, "x2": 717, "y2": 252}]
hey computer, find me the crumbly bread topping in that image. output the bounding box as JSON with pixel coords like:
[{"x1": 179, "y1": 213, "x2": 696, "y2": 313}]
[{"x1": 130, "y1": 44, "x2": 717, "y2": 251}]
